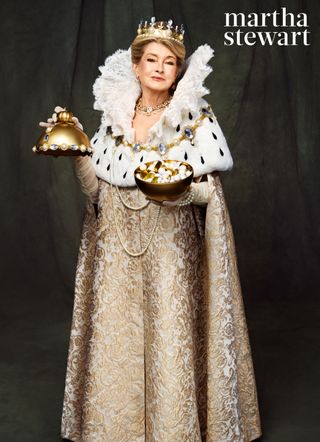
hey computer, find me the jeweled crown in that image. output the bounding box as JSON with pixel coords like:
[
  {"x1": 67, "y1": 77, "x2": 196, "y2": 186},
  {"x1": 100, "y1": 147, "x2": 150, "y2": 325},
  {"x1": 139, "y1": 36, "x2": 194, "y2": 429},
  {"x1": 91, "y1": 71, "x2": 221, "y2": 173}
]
[{"x1": 136, "y1": 17, "x2": 185, "y2": 45}]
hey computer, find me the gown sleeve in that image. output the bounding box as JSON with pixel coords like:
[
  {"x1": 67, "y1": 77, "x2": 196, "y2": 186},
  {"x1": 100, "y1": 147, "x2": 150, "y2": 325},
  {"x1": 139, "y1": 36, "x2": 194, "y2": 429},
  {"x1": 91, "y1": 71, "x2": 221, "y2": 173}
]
[{"x1": 74, "y1": 156, "x2": 99, "y2": 203}]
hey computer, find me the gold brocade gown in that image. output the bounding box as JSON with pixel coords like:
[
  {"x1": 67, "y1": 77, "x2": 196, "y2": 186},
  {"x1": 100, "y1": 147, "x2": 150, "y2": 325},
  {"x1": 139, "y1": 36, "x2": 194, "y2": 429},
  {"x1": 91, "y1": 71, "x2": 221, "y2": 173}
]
[{"x1": 61, "y1": 174, "x2": 262, "y2": 442}]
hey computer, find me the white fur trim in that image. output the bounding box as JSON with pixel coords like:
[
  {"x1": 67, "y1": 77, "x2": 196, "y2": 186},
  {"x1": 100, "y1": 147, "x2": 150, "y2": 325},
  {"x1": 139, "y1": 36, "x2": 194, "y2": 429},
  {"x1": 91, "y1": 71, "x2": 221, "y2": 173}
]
[{"x1": 90, "y1": 108, "x2": 233, "y2": 187}]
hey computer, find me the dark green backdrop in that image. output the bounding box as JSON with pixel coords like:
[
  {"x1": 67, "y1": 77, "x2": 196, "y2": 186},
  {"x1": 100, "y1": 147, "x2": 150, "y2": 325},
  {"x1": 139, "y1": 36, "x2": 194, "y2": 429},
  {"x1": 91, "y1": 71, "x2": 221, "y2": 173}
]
[{"x1": 0, "y1": 0, "x2": 319, "y2": 440}]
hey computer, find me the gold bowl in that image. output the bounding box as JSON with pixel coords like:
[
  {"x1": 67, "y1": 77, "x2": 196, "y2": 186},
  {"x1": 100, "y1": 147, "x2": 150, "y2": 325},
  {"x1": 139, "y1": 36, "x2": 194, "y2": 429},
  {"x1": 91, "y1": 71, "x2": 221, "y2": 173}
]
[
  {"x1": 32, "y1": 110, "x2": 93, "y2": 157},
  {"x1": 134, "y1": 160, "x2": 193, "y2": 203}
]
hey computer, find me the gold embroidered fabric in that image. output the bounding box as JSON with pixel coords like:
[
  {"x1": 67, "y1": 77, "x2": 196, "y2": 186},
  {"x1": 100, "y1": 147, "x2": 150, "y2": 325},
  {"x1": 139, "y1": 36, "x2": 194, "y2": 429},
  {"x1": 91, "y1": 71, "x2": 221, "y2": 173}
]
[{"x1": 61, "y1": 173, "x2": 262, "y2": 441}]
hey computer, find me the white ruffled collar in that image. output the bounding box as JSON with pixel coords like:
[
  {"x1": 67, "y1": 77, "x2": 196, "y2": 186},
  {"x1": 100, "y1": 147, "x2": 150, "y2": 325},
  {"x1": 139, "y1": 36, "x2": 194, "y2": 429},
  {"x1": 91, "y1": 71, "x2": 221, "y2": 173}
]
[{"x1": 92, "y1": 44, "x2": 214, "y2": 139}]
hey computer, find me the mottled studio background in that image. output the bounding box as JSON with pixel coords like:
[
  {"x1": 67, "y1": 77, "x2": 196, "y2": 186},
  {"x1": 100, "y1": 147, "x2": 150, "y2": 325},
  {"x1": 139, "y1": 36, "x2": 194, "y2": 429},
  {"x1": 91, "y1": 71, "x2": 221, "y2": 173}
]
[{"x1": 0, "y1": 0, "x2": 319, "y2": 440}]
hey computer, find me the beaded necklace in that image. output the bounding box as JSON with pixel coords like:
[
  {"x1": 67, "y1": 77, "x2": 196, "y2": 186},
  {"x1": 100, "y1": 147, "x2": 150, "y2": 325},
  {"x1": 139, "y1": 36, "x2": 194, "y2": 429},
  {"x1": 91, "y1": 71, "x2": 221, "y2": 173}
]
[{"x1": 108, "y1": 106, "x2": 215, "y2": 157}]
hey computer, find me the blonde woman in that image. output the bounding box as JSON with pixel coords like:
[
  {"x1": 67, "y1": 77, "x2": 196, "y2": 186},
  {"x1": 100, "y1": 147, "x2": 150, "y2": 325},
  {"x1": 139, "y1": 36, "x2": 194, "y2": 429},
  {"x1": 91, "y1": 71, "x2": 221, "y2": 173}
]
[{"x1": 41, "y1": 18, "x2": 261, "y2": 442}]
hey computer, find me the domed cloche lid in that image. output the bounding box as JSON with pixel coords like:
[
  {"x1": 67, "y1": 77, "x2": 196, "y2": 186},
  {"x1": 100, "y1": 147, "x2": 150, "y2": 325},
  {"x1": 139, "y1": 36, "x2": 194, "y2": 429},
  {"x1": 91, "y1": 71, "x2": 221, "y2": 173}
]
[{"x1": 32, "y1": 110, "x2": 93, "y2": 156}]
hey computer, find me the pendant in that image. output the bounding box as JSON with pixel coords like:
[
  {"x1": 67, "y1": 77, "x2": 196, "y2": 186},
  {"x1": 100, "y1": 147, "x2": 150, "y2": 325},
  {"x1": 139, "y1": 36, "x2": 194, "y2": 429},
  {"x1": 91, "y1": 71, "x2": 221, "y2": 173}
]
[
  {"x1": 146, "y1": 106, "x2": 152, "y2": 116},
  {"x1": 158, "y1": 143, "x2": 167, "y2": 155}
]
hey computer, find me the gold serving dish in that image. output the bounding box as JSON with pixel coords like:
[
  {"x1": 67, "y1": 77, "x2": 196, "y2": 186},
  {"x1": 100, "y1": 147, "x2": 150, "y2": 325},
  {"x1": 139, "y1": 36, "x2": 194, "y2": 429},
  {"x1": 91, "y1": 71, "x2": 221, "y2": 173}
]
[
  {"x1": 134, "y1": 160, "x2": 193, "y2": 202},
  {"x1": 32, "y1": 110, "x2": 93, "y2": 157}
]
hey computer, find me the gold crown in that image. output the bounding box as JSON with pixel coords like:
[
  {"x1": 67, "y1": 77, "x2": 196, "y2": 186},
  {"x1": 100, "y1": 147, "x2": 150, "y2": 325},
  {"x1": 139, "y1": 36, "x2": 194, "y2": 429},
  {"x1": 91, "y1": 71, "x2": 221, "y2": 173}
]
[{"x1": 136, "y1": 17, "x2": 185, "y2": 45}]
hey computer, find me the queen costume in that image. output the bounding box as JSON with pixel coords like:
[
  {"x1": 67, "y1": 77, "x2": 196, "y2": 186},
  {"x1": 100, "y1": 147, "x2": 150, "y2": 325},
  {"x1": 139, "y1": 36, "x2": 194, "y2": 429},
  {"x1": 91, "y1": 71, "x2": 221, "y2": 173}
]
[{"x1": 60, "y1": 41, "x2": 262, "y2": 442}]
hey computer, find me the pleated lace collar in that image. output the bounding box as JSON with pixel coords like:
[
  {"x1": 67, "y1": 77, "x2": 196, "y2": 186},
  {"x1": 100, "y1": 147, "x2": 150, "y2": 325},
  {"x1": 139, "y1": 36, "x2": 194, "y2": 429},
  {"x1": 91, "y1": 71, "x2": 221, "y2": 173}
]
[{"x1": 92, "y1": 44, "x2": 214, "y2": 139}]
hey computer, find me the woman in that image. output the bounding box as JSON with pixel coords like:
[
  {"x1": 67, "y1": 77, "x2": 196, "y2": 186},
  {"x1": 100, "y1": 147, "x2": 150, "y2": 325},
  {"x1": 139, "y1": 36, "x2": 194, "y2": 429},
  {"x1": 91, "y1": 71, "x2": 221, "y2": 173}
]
[{"x1": 44, "y1": 18, "x2": 262, "y2": 442}]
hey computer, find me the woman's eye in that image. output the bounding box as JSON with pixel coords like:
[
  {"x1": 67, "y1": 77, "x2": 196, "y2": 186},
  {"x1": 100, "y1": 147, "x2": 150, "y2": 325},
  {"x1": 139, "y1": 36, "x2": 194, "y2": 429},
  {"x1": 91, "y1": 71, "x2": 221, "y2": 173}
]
[
  {"x1": 166, "y1": 61, "x2": 175, "y2": 65},
  {"x1": 147, "y1": 58, "x2": 156, "y2": 62}
]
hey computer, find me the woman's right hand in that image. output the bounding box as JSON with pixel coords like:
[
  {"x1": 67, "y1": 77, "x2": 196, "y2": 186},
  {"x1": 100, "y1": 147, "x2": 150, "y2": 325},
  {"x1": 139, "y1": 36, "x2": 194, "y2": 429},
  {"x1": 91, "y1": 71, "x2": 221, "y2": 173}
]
[{"x1": 39, "y1": 106, "x2": 83, "y2": 130}]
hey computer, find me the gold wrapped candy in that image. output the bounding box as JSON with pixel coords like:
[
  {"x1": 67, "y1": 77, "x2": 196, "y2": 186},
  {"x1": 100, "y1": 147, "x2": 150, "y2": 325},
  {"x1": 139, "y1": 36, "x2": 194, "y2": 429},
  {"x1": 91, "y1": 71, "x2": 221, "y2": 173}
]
[{"x1": 135, "y1": 160, "x2": 193, "y2": 202}]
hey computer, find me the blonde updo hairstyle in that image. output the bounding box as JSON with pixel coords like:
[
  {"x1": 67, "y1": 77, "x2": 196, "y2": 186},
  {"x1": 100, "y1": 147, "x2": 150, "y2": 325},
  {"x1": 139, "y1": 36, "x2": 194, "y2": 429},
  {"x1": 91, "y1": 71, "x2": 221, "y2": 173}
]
[{"x1": 131, "y1": 36, "x2": 186, "y2": 93}]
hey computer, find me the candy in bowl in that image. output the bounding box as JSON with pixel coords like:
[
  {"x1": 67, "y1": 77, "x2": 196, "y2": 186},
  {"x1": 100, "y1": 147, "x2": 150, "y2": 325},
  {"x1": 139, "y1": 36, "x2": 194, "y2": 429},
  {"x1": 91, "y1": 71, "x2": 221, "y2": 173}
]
[{"x1": 134, "y1": 160, "x2": 194, "y2": 203}]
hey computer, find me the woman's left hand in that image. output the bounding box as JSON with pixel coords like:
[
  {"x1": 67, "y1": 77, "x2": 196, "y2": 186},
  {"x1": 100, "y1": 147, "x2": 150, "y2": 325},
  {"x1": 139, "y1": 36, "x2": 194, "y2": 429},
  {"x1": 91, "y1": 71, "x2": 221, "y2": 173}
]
[{"x1": 39, "y1": 106, "x2": 84, "y2": 130}]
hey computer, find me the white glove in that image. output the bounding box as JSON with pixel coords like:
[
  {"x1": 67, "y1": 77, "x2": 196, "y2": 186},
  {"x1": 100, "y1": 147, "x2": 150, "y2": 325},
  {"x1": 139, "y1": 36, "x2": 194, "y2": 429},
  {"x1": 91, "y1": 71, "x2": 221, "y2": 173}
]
[
  {"x1": 73, "y1": 156, "x2": 99, "y2": 203},
  {"x1": 190, "y1": 180, "x2": 213, "y2": 206},
  {"x1": 39, "y1": 106, "x2": 83, "y2": 130},
  {"x1": 153, "y1": 177, "x2": 214, "y2": 207}
]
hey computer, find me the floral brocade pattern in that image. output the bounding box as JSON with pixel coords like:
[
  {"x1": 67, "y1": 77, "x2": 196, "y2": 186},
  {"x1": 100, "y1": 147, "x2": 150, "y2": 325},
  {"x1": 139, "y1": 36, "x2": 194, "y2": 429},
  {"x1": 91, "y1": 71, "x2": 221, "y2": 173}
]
[{"x1": 61, "y1": 174, "x2": 262, "y2": 442}]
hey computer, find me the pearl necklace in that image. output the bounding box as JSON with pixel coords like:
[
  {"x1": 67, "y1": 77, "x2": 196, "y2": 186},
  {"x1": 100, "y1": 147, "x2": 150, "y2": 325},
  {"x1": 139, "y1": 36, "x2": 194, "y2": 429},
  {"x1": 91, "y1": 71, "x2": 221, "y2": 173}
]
[
  {"x1": 110, "y1": 145, "x2": 161, "y2": 257},
  {"x1": 135, "y1": 96, "x2": 172, "y2": 116}
]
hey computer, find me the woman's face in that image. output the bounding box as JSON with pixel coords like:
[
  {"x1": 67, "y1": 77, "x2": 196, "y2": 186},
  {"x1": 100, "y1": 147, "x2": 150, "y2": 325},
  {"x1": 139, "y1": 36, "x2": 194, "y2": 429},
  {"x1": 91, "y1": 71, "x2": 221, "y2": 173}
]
[{"x1": 133, "y1": 42, "x2": 178, "y2": 94}]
